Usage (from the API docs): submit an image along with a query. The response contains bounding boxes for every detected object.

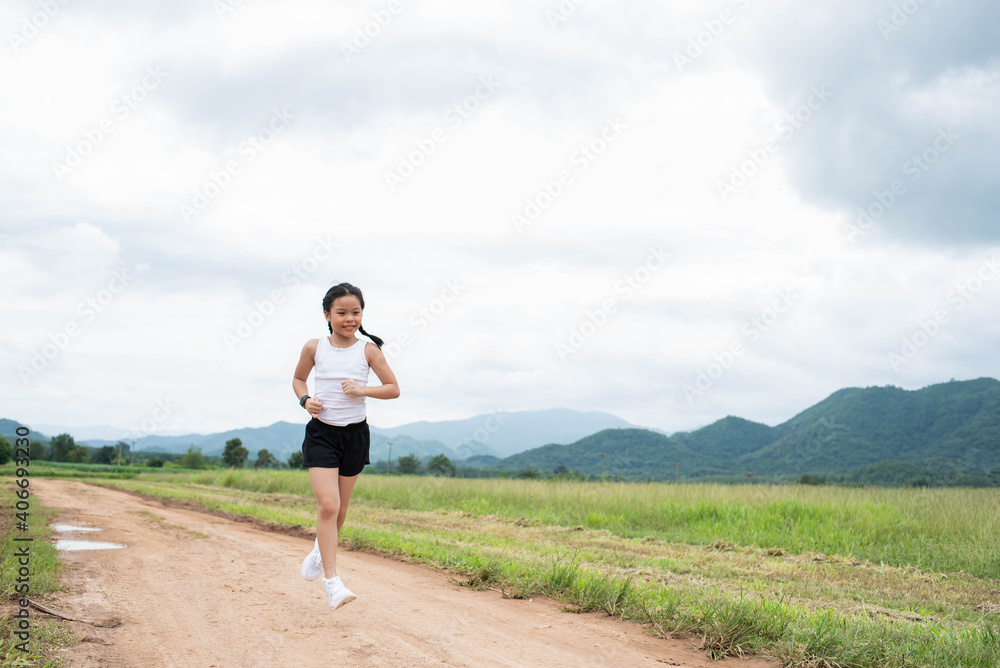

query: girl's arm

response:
[293,339,322,416]
[343,343,399,399]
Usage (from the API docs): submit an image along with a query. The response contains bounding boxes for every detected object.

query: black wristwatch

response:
[299,394,311,408]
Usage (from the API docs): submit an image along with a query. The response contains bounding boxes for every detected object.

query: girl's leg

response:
[323,474,359,579]
[336,473,359,534]
[309,469,361,579]
[308,467,342,579]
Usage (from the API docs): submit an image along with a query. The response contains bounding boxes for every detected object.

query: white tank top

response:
[313,336,369,426]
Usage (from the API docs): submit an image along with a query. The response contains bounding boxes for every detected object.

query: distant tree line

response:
[0,434,306,470]
[5,433,1000,489]
[368,453,616,481]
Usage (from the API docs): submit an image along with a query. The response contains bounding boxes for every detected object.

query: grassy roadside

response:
[89,473,1000,667]
[88,469,1000,577]
[0,483,74,667]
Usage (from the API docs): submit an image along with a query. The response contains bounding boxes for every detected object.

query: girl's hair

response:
[322,282,385,348]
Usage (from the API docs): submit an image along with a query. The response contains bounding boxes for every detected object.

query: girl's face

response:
[326,295,362,337]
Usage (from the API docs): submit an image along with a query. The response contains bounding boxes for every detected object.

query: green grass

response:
[1,483,74,666]
[90,470,1000,578]
[0,461,217,480]
[0,615,76,668]
[78,471,1000,667]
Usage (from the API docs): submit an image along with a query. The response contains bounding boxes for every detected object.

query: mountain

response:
[493,428,717,479]
[372,408,639,458]
[4,408,639,464]
[78,421,456,462]
[32,423,191,441]
[734,377,1000,474]
[7,378,996,482]
[478,378,1000,482]
[0,419,51,443]
[80,422,307,458]
[672,416,775,460]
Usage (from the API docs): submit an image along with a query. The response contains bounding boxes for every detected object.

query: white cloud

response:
[2,0,997,438]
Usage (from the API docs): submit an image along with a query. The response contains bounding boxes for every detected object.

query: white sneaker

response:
[301,538,323,581]
[323,576,356,610]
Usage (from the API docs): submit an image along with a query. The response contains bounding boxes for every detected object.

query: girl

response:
[292,282,399,610]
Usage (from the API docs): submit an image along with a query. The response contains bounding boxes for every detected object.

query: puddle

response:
[51,524,103,532]
[51,524,126,550]
[55,540,127,551]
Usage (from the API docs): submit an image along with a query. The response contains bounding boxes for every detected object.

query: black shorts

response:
[301,417,370,476]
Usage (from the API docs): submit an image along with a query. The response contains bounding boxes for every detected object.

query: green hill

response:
[6,377,997,483]
[736,378,1000,474]
[495,428,716,479]
[0,419,51,456]
[481,378,1000,483]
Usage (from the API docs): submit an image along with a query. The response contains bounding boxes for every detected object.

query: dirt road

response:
[32,479,773,667]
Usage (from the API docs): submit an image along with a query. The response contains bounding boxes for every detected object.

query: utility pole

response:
[386,442,393,474]
[672,461,680,484]
[598,453,606,478]
[745,472,756,484]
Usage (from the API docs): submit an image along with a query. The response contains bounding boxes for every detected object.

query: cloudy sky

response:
[2,0,998,440]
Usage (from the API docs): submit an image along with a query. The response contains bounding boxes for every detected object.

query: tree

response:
[517,467,541,479]
[287,451,305,469]
[49,433,76,462]
[798,474,826,486]
[396,453,420,475]
[30,440,46,460]
[254,449,279,469]
[428,454,455,477]
[92,445,117,465]
[146,458,165,468]
[180,446,207,469]
[66,445,89,463]
[0,435,12,465]
[222,438,248,468]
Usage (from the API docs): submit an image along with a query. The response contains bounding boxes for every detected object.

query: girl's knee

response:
[317,497,340,519]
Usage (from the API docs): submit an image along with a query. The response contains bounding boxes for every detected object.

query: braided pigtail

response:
[358,325,384,349]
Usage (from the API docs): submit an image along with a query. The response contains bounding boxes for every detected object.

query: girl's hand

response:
[342,379,366,397]
[305,397,323,417]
